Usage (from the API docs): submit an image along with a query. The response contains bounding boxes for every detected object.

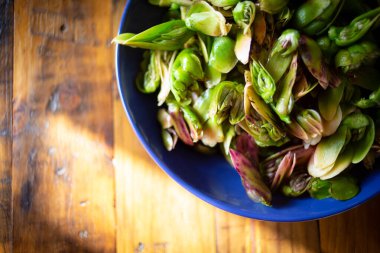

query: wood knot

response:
[13,101,29,136]
[48,84,81,112]
[20,180,33,212]
[59,23,67,33]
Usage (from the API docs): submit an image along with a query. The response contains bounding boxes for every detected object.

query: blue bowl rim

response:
[115,0,380,222]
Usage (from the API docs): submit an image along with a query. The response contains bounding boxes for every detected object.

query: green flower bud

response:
[294,0,344,35]
[233,1,256,34]
[328,7,380,46]
[170,49,204,102]
[335,41,379,73]
[136,51,161,94]
[250,59,276,103]
[113,20,194,50]
[185,1,231,36]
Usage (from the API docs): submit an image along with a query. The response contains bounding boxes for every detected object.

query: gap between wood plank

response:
[0,1,14,252]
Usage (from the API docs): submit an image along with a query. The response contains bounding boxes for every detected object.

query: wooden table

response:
[1,0,380,252]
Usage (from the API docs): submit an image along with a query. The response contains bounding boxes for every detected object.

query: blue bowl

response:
[115,0,380,221]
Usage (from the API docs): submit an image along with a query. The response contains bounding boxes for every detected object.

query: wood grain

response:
[250,220,320,253]
[0,1,13,252]
[113,114,217,253]
[113,3,217,253]
[319,194,380,253]
[215,210,320,253]
[13,0,115,252]
[215,211,254,253]
[5,0,380,252]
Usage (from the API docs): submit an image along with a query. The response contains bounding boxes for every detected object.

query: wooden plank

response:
[0,1,13,252]
[215,210,320,253]
[250,220,320,253]
[113,115,217,253]
[215,211,254,253]
[319,194,380,253]
[13,0,115,252]
[112,1,217,252]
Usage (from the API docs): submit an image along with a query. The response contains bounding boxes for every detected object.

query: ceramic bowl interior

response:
[115,0,380,221]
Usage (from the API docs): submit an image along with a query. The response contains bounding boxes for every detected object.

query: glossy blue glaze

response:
[115,0,380,221]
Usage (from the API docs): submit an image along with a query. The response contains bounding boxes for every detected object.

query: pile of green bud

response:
[114,0,380,206]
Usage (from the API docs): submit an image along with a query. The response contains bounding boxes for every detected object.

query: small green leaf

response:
[329,175,359,200]
[352,116,375,164]
[319,144,354,180]
[136,51,161,93]
[355,87,380,109]
[309,178,332,200]
[113,20,194,50]
[223,125,236,155]
[259,0,289,14]
[273,53,298,123]
[205,65,222,88]
[185,1,230,37]
[342,112,369,129]
[294,0,343,35]
[322,105,342,136]
[266,53,292,83]
[318,82,345,121]
[308,126,348,177]
[181,105,203,143]
[309,175,360,201]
